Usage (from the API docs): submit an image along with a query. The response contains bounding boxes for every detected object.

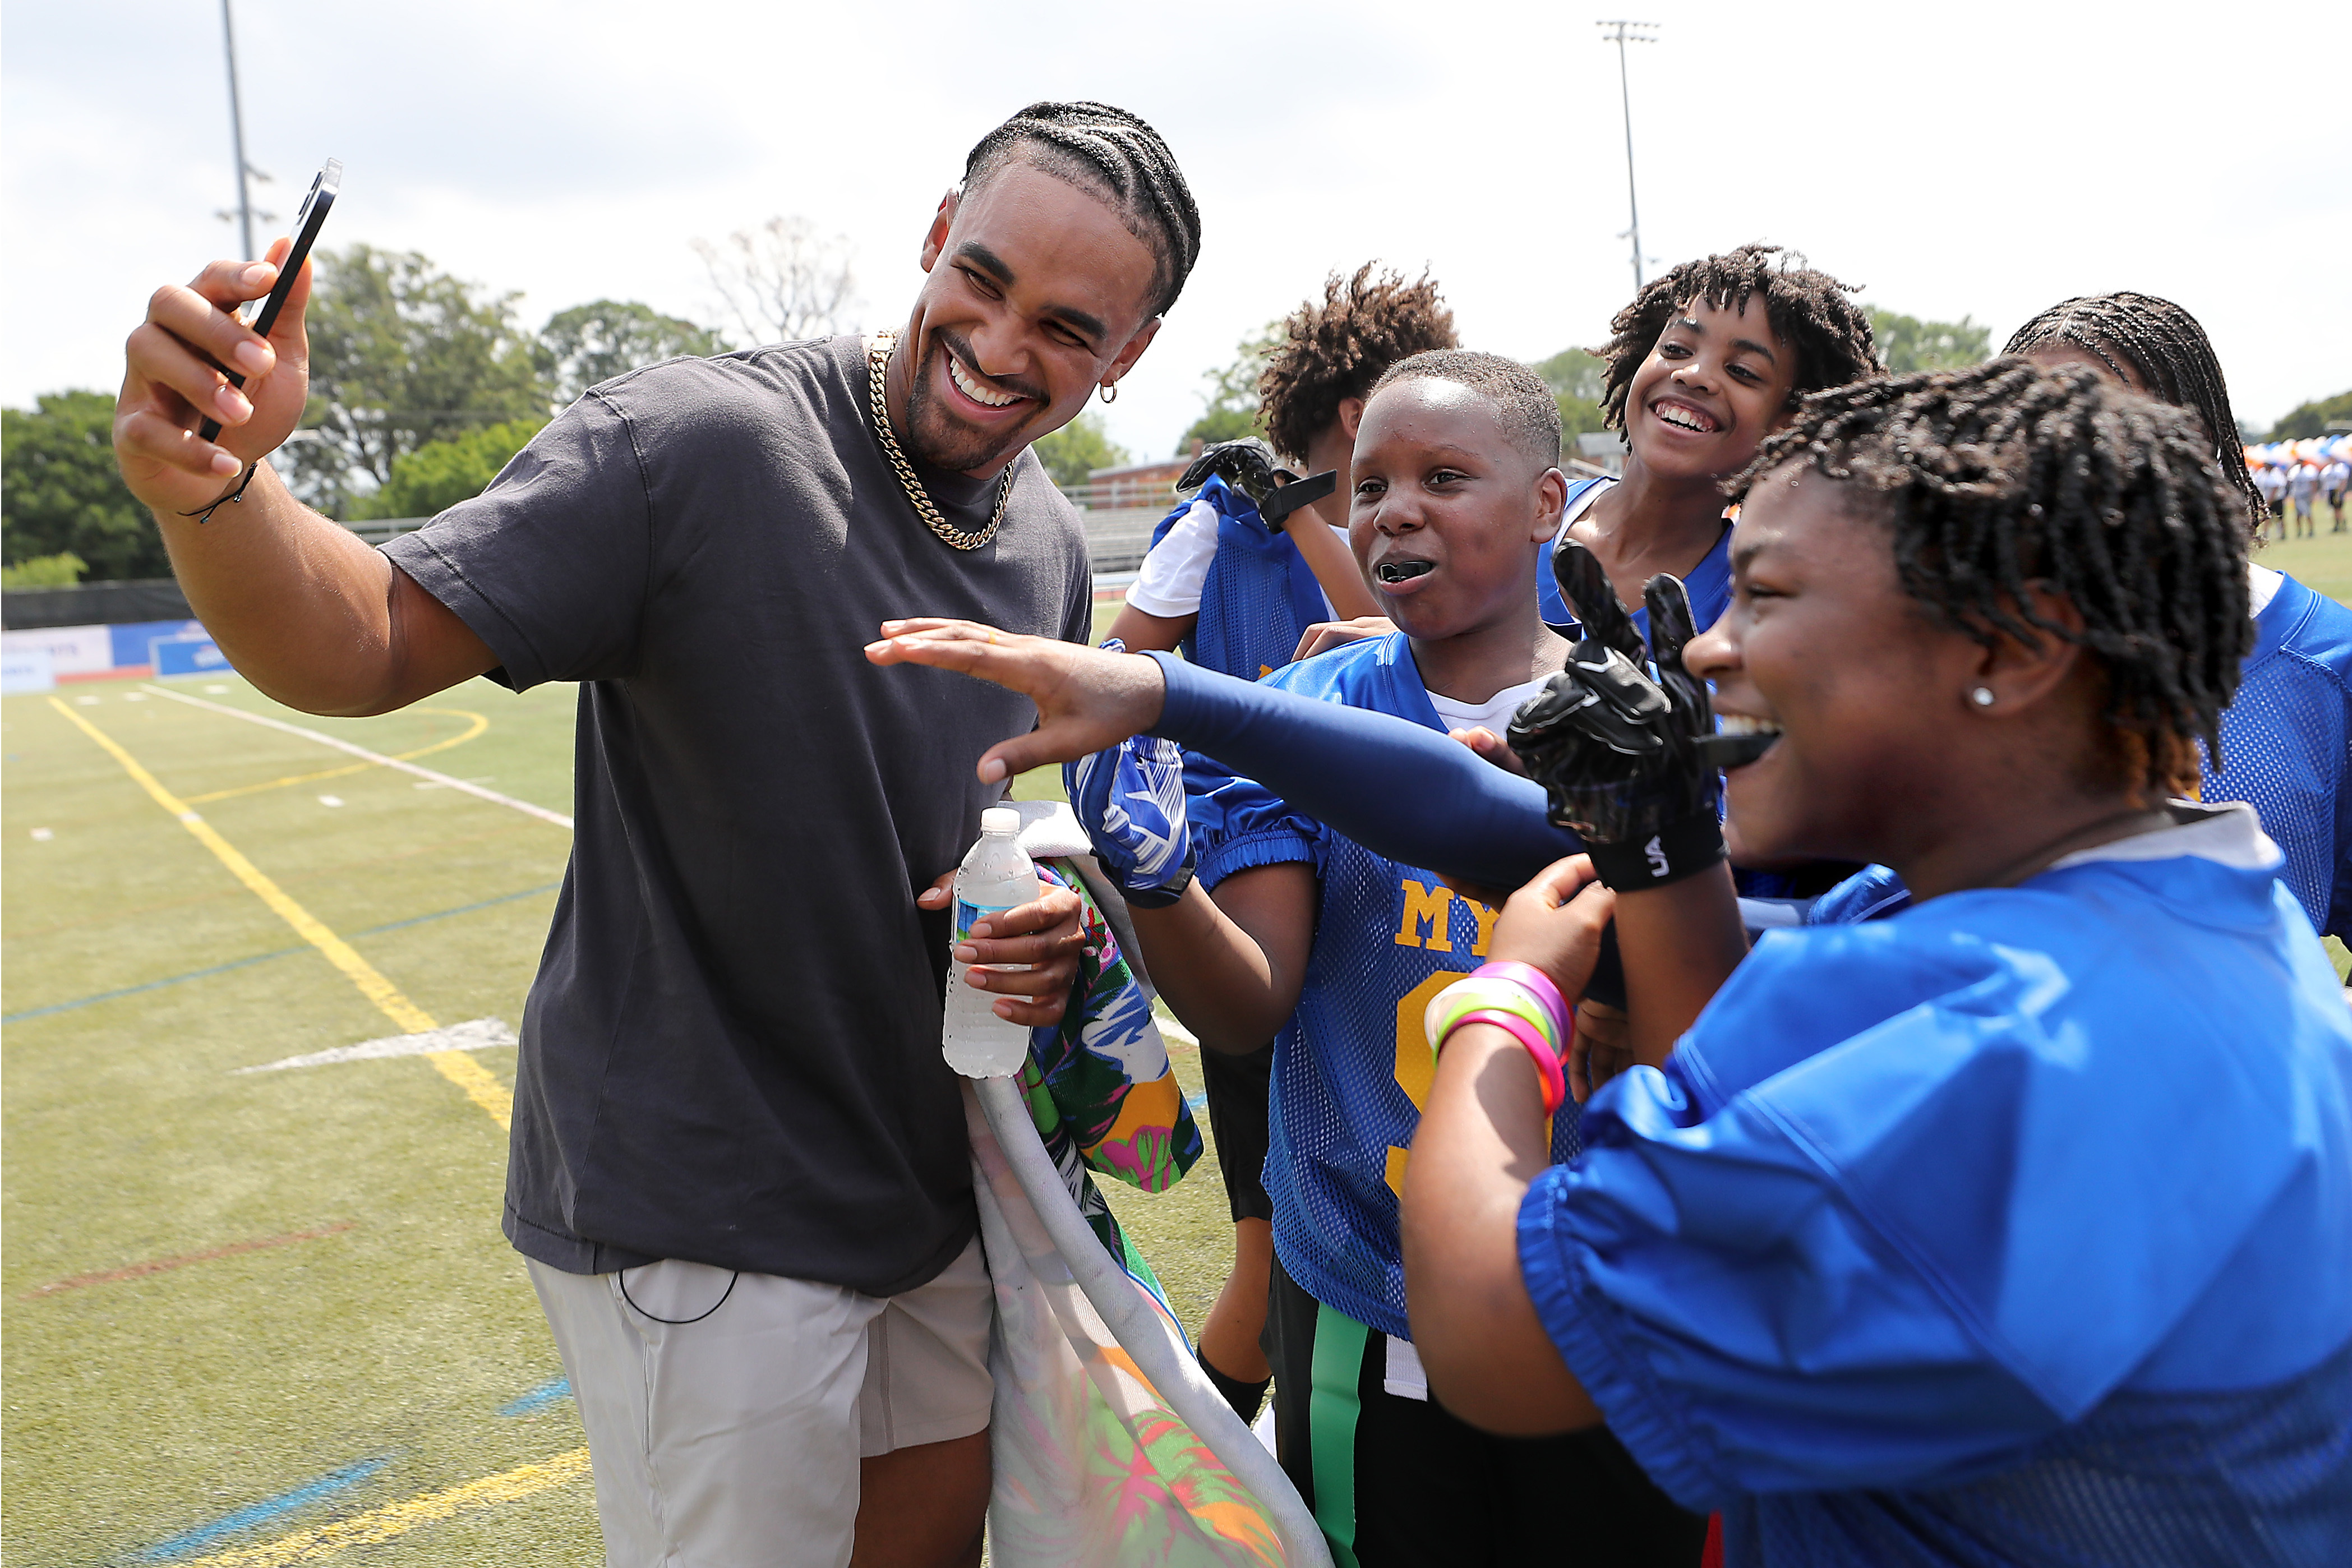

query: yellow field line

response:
[46,699,512,1129]
[177,1447,591,1567]
[182,707,490,804]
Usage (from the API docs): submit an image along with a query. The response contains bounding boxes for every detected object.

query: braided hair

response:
[1595,244,1877,431]
[1734,360,2252,790]
[2004,293,2265,540]
[962,102,1201,319]
[1257,266,1459,462]
[1371,349,1562,467]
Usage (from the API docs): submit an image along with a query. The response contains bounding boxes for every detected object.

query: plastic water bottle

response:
[941,806,1040,1078]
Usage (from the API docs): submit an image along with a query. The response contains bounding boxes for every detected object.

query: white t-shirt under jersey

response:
[1428,675,1551,737]
[1126,497,1353,619]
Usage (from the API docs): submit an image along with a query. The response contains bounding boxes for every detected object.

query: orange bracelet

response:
[1442,1008,1565,1117]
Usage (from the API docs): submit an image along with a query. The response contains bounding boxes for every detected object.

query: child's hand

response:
[1566,998,1636,1104]
[1447,726,1528,777]
[868,620,1166,784]
[1485,855,1617,1002]
[1291,616,1394,662]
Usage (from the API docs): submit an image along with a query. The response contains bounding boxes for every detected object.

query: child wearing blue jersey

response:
[1102,351,1704,1563]
[2007,292,2352,942]
[1105,269,1460,1423]
[867,361,2352,1567]
[1409,362,2352,1567]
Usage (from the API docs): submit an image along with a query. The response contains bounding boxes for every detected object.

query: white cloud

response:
[5,0,2345,454]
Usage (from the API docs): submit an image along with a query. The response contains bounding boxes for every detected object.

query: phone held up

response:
[199,158,340,442]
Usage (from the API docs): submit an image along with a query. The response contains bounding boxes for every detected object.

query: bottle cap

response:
[980,806,1021,836]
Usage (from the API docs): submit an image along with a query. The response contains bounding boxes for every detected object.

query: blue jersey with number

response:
[1148,473,1329,684]
[1519,803,2352,1564]
[1188,633,1580,1339]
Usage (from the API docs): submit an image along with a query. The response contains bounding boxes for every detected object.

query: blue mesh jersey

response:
[2202,571,2352,940]
[1538,477,1735,642]
[1148,472,1330,682]
[1518,803,2352,1566]
[1187,633,1581,1340]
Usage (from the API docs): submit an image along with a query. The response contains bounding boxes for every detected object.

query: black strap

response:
[179,462,261,524]
[1585,814,1725,892]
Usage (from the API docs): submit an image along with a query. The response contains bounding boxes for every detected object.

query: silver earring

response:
[1098,382,1118,404]
[1970,686,1996,708]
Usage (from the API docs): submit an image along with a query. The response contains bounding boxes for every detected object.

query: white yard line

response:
[141,684,573,830]
[237,1018,518,1073]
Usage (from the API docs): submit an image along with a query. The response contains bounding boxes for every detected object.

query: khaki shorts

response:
[528,1237,993,1567]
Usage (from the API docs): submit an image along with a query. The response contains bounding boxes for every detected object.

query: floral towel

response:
[1022,856,1202,1222]
[969,1086,1289,1566]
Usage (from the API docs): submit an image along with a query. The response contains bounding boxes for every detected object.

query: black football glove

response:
[1507,538,1725,890]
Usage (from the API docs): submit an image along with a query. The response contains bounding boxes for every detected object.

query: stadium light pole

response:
[1597,20,1658,289]
[219,0,257,261]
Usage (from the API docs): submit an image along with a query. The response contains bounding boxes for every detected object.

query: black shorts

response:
[1262,1258,1706,1568]
[1200,1040,1274,1224]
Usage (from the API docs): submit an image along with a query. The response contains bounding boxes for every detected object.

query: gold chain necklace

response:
[866,331,1012,551]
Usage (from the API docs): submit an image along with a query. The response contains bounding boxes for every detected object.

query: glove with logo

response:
[1062,640,1196,908]
[1506,538,1730,891]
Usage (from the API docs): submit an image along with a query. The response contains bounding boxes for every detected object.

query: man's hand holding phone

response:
[116,241,310,515]
[115,159,336,518]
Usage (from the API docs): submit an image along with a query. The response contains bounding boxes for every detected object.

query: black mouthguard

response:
[1696,732,1778,771]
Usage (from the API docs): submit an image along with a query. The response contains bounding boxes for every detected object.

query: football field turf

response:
[10,558,2349,1565]
[1,661,1233,1566]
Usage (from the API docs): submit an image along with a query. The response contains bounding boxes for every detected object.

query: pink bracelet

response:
[1473,961,1569,1037]
[1445,1008,1565,1117]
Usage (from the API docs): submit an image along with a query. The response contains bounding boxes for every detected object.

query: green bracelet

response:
[1423,976,1561,1059]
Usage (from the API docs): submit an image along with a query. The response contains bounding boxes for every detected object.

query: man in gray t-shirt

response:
[115,102,1201,1566]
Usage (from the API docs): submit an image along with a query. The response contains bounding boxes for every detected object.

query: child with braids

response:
[1104,266,1459,1424]
[2005,291,2352,944]
[870,360,2352,1565]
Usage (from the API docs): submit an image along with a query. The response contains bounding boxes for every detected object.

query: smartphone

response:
[199,157,340,442]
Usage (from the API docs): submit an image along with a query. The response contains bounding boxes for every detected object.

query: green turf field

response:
[10,580,2349,1565]
[1,605,1242,1567]
[2253,522,2352,609]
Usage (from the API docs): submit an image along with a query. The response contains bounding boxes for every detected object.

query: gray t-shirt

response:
[385,335,1091,1294]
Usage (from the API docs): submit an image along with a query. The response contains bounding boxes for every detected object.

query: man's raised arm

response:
[113,238,495,716]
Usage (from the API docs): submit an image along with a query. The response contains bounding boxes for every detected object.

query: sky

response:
[6,0,2346,465]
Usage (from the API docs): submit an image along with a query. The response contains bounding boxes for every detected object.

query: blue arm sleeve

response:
[1145,650,1581,889]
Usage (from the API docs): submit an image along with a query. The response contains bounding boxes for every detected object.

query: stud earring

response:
[1970,686,1996,708]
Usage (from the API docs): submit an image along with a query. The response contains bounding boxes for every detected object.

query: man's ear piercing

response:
[1098,382,1118,404]
[1970,686,1996,708]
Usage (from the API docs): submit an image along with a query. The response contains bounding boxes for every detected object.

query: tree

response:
[2,390,172,580]
[1032,409,1129,492]
[1533,347,1615,456]
[1,552,86,588]
[1177,322,1283,455]
[537,301,729,407]
[282,245,550,519]
[1865,306,1990,375]
[2267,390,2352,441]
[348,416,552,520]
[692,216,859,346]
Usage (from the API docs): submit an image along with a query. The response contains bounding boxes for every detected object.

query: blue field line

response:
[131,1455,391,1561]
[2,881,564,1025]
[499,1375,573,1417]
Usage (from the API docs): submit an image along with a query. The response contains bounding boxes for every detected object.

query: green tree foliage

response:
[1,391,170,580]
[536,300,728,407]
[1,552,87,588]
[2267,390,2352,441]
[1032,409,1130,491]
[349,416,552,520]
[1178,322,1283,455]
[1865,307,1990,375]
[1533,347,1615,455]
[284,245,549,518]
